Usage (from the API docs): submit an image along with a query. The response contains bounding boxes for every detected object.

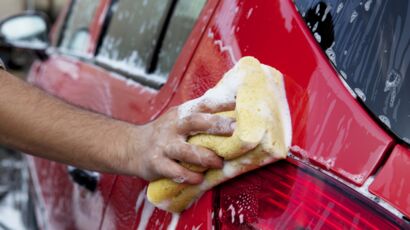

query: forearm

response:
[0,70,136,174]
[0,69,234,183]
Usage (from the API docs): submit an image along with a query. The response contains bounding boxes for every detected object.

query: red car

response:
[0,0,408,229]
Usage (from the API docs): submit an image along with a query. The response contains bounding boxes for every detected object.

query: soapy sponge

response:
[147,57,292,213]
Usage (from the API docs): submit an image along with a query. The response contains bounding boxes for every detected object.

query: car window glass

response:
[96,0,207,88]
[96,0,172,85]
[60,0,99,55]
[294,0,410,145]
[155,0,206,76]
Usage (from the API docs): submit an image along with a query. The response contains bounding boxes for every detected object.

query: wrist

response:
[113,122,150,176]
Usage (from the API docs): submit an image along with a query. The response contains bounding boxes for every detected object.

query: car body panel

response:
[169,0,393,187]
[369,145,410,218]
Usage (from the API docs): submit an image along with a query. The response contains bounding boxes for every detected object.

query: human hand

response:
[125,102,235,184]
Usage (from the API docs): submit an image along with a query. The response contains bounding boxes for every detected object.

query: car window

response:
[96,0,207,88]
[155,0,206,76]
[294,0,410,146]
[59,0,99,55]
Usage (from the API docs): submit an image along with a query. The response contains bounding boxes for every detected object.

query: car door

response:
[26,0,117,229]
[97,0,219,229]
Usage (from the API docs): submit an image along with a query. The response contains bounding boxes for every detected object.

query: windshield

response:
[294,0,410,145]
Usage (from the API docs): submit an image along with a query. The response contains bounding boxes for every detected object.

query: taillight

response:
[216,160,407,229]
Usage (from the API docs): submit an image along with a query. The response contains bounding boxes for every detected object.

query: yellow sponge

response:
[147,57,292,213]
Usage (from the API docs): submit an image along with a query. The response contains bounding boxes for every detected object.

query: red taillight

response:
[216,160,406,229]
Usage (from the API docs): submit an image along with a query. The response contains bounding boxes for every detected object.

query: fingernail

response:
[173,176,186,184]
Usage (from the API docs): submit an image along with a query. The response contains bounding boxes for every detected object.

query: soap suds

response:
[135,187,147,211]
[262,66,292,149]
[337,169,364,184]
[178,63,246,119]
[192,223,203,230]
[290,145,309,162]
[354,88,366,102]
[167,213,180,230]
[207,29,238,63]
[350,11,358,23]
[156,200,171,211]
[173,176,187,184]
[137,199,156,230]
[227,204,236,223]
[314,32,322,43]
[205,114,235,135]
[364,0,372,11]
[378,115,391,128]
[336,3,344,13]
[222,161,238,178]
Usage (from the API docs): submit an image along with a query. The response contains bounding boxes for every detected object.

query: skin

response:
[0,70,235,184]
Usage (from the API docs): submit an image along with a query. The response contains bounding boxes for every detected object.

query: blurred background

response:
[0,0,65,20]
[0,1,65,229]
[0,0,65,76]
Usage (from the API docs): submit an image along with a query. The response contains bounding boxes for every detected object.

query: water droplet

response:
[379,115,391,128]
[246,8,253,19]
[336,3,344,13]
[326,47,336,64]
[384,70,402,108]
[322,5,332,22]
[340,70,347,79]
[354,88,366,102]
[350,10,358,23]
[314,32,322,43]
[364,0,373,11]
[312,22,318,32]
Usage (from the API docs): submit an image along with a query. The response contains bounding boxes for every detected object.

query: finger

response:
[167,142,223,169]
[196,100,235,113]
[178,113,235,136]
[155,158,204,184]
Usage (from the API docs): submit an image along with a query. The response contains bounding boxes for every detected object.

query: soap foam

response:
[167,213,180,230]
[178,64,246,119]
[137,198,156,230]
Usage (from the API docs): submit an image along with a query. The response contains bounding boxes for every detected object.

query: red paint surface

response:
[171,0,393,187]
[25,0,407,229]
[369,145,410,218]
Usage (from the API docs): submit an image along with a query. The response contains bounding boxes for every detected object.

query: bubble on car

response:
[378,115,391,128]
[350,10,358,23]
[314,32,322,43]
[354,88,366,102]
[364,0,373,11]
[326,45,336,64]
[336,2,344,14]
